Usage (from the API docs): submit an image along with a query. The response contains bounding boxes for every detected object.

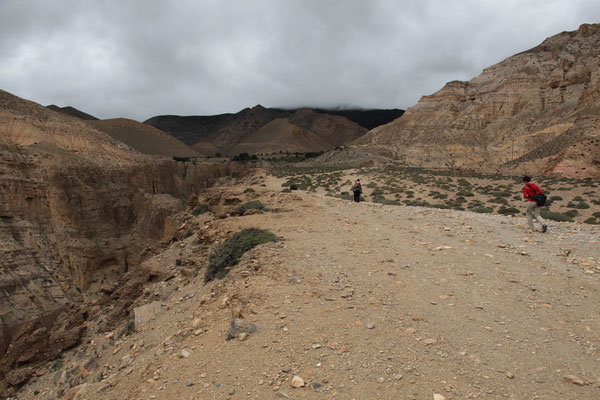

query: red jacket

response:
[523,183,542,202]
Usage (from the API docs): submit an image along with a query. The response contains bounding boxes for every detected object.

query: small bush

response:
[540,210,574,222]
[204,228,277,283]
[567,202,590,209]
[488,197,508,205]
[471,206,494,214]
[593,211,600,218]
[243,188,255,194]
[584,217,599,225]
[549,196,563,201]
[564,209,579,218]
[238,200,265,214]
[290,184,298,190]
[281,188,292,193]
[497,206,520,216]
[192,204,210,216]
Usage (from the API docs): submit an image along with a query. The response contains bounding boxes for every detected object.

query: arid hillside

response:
[46,105,99,121]
[355,23,600,178]
[144,107,402,156]
[87,118,200,158]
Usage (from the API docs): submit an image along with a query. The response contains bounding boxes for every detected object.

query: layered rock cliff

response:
[0,90,251,390]
[357,23,600,177]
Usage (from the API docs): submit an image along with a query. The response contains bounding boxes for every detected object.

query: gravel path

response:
[19,183,600,400]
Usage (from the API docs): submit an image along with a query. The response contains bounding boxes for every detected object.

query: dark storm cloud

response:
[1,0,599,120]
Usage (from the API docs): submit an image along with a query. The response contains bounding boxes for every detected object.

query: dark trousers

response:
[353,191,361,202]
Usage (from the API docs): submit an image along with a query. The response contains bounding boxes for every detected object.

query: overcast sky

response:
[1,0,598,121]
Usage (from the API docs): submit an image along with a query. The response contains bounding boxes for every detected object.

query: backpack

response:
[526,184,547,206]
[353,182,362,193]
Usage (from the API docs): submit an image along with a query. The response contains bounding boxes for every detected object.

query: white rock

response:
[291,376,305,388]
[180,348,192,358]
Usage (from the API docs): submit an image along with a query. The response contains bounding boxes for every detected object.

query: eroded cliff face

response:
[0,91,253,390]
[358,23,600,177]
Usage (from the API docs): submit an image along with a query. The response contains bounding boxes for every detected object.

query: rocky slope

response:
[356,23,600,177]
[0,90,254,392]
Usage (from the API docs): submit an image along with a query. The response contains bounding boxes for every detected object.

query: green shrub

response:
[373,196,401,205]
[192,204,209,216]
[593,212,600,218]
[564,209,579,218]
[173,156,191,162]
[243,188,255,193]
[549,196,563,201]
[584,217,599,225]
[567,202,590,209]
[488,197,508,205]
[572,196,584,202]
[471,206,494,214]
[497,206,520,216]
[456,190,475,197]
[204,228,277,282]
[238,200,265,214]
[281,188,292,193]
[540,210,574,222]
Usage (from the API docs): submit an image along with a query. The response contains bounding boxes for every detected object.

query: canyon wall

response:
[0,90,252,389]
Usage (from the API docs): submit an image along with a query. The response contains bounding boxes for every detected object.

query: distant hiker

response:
[352,179,362,203]
[522,176,548,233]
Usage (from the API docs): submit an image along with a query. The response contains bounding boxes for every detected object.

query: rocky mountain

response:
[0,89,253,391]
[46,105,98,120]
[356,23,600,178]
[144,106,402,156]
[87,118,200,158]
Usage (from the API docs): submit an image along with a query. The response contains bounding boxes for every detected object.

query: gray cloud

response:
[1,0,599,120]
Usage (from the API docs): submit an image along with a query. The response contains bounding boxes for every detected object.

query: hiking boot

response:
[542,224,547,233]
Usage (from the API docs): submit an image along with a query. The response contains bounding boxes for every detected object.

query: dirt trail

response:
[17,178,600,400]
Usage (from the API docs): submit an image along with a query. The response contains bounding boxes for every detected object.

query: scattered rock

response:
[422,338,437,345]
[291,375,305,388]
[366,322,375,329]
[563,374,584,386]
[180,349,192,358]
[506,372,514,379]
[311,381,323,390]
[433,394,446,400]
[187,379,195,386]
[134,302,163,327]
[226,318,260,340]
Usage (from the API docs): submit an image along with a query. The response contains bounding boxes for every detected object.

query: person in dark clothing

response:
[352,179,362,203]
[522,176,547,233]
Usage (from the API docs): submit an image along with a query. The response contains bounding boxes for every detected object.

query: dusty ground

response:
[13,171,600,400]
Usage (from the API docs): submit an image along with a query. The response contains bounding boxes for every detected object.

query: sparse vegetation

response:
[204,228,277,283]
[271,164,599,223]
[238,200,265,214]
[540,210,574,222]
[192,204,209,216]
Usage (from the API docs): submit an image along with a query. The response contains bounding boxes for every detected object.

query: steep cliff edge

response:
[0,90,251,390]
[356,23,600,177]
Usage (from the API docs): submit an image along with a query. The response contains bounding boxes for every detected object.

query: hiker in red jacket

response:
[522,176,547,233]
